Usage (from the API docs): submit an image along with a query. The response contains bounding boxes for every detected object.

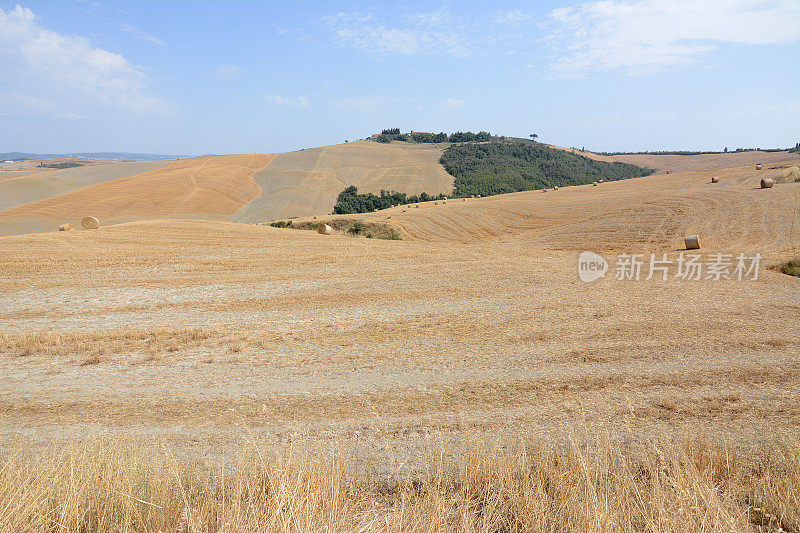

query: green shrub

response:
[780,259,800,277]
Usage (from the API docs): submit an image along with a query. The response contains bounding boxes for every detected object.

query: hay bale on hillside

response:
[756,163,762,170]
[434,201,438,205]
[711,176,720,183]
[81,216,99,230]
[782,166,800,181]
[470,195,475,198]
[760,178,774,188]
[58,223,72,232]
[554,186,558,190]
[685,235,701,250]
[317,223,332,235]
[592,181,598,186]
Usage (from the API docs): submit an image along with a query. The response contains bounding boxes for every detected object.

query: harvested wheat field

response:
[572,148,799,174]
[0,157,798,530]
[232,140,453,222]
[0,154,274,236]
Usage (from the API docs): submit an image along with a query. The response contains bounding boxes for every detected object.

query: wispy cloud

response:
[544,0,800,77]
[329,96,389,113]
[0,5,168,112]
[212,64,243,82]
[119,24,163,46]
[441,98,466,109]
[265,94,310,108]
[493,10,532,24]
[322,9,472,57]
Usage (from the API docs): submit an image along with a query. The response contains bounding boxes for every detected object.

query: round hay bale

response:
[592,181,598,186]
[760,178,774,188]
[756,163,762,170]
[312,215,317,219]
[373,208,378,212]
[470,195,475,198]
[81,216,99,230]
[402,207,407,212]
[554,186,558,190]
[434,201,438,205]
[684,235,701,250]
[542,189,547,193]
[317,223,332,235]
[414,204,419,208]
[462,198,466,202]
[711,176,719,183]
[666,170,672,174]
[477,195,481,198]
[58,223,72,232]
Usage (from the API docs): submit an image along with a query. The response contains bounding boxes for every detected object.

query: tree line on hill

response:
[333,186,447,214]
[373,129,492,144]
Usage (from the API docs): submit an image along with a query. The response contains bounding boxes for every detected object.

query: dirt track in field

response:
[1,158,797,462]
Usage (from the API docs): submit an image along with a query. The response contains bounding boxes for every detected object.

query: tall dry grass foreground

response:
[0,436,797,532]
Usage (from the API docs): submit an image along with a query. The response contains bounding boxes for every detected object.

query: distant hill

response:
[0,152,183,161]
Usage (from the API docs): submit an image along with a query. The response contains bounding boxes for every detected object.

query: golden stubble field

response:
[0,156,798,530]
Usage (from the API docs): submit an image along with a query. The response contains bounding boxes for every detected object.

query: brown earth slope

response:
[0,154,275,236]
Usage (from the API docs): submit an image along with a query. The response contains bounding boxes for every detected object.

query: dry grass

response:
[0,327,217,358]
[0,435,796,532]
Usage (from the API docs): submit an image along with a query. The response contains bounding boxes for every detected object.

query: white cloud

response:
[212,64,243,82]
[0,5,167,112]
[329,96,389,113]
[265,94,310,108]
[323,9,471,56]
[441,98,466,109]
[57,112,87,120]
[493,10,532,24]
[544,0,800,77]
[119,24,163,46]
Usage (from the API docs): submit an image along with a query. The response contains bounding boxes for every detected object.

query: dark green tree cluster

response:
[440,139,654,197]
[373,129,492,144]
[36,161,84,169]
[333,186,446,214]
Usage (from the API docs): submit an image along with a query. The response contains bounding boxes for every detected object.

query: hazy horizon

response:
[1,0,798,155]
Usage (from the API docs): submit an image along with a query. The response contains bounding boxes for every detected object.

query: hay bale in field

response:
[317,223,332,235]
[781,166,799,181]
[666,170,672,174]
[312,215,317,219]
[684,235,701,250]
[58,223,72,232]
[554,186,558,190]
[542,189,547,193]
[434,201,438,205]
[760,178,774,188]
[470,195,475,198]
[711,176,720,183]
[402,207,407,212]
[756,163,762,170]
[592,181,598,186]
[414,204,419,208]
[80,216,99,229]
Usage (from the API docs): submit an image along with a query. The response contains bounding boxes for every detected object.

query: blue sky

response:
[1,0,798,155]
